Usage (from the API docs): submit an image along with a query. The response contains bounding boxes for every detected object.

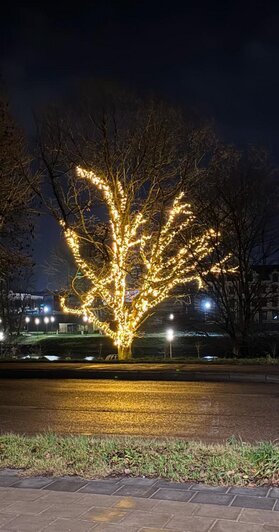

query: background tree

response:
[44,240,76,292]
[36,90,224,359]
[191,146,278,356]
[0,95,36,333]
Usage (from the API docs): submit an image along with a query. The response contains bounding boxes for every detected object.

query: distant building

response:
[253,266,279,327]
[204,265,279,330]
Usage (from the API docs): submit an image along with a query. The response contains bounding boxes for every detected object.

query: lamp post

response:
[83,315,88,334]
[50,316,55,332]
[169,313,174,321]
[44,316,49,333]
[166,328,174,359]
[35,317,40,334]
[0,331,4,358]
[203,300,211,322]
[25,316,30,332]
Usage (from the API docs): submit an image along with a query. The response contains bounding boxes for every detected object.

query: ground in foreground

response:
[0,434,278,487]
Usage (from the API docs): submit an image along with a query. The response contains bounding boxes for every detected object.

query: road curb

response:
[0,368,278,383]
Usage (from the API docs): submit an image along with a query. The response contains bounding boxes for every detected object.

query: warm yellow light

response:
[60,166,233,359]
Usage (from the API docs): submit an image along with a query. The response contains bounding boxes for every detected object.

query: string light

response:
[60,166,234,359]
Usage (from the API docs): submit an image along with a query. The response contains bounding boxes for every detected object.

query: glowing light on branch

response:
[60,166,234,357]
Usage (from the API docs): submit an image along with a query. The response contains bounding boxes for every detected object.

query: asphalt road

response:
[0,379,278,441]
[1,362,279,382]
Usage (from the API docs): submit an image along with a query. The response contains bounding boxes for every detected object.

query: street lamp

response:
[50,316,55,332]
[0,331,4,358]
[169,313,174,321]
[202,300,212,321]
[44,316,49,333]
[35,317,40,334]
[25,316,30,332]
[83,315,88,334]
[166,328,174,359]
[43,305,50,314]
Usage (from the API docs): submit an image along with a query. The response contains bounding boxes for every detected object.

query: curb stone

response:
[0,471,278,512]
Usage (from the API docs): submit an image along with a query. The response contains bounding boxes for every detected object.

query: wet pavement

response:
[0,362,279,383]
[0,471,278,531]
[0,379,278,441]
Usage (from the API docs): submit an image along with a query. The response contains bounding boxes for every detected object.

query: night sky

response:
[1,1,279,289]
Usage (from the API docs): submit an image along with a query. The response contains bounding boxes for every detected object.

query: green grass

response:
[0,434,278,486]
[9,333,279,362]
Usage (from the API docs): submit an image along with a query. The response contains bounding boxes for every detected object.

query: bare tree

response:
[0,95,37,332]
[44,240,76,292]
[36,91,225,358]
[191,146,278,356]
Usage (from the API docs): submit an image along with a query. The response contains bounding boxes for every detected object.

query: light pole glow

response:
[25,316,30,332]
[44,316,49,333]
[202,300,212,321]
[0,331,4,357]
[35,317,40,334]
[166,328,174,359]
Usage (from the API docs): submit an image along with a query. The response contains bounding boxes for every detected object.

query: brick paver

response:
[211,521,263,531]
[165,514,215,530]
[0,474,277,530]
[239,508,279,525]
[150,487,194,501]
[189,491,234,505]
[231,495,275,510]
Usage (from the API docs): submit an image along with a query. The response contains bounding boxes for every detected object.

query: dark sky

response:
[1,1,279,289]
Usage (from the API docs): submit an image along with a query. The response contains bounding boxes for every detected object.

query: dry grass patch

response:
[0,434,278,486]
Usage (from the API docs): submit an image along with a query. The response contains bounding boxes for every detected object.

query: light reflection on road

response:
[0,379,278,441]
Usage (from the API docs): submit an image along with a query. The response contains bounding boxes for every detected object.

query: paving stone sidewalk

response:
[0,470,278,530]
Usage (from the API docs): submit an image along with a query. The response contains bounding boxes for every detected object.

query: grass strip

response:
[0,434,278,486]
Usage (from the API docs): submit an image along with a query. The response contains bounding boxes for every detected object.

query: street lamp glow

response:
[166,328,174,342]
[166,328,174,359]
[35,318,40,325]
[0,331,5,342]
[50,316,55,323]
[25,317,30,323]
[203,300,211,310]
[44,317,49,324]
[82,315,88,322]
[169,313,174,320]
[43,305,50,314]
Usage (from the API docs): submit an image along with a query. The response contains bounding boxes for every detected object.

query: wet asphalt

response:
[0,379,278,441]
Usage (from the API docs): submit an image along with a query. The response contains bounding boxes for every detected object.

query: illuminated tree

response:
[36,90,221,359]
[59,165,223,359]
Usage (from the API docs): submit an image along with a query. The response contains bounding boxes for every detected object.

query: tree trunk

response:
[239,334,250,358]
[118,344,132,361]
[231,336,240,357]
